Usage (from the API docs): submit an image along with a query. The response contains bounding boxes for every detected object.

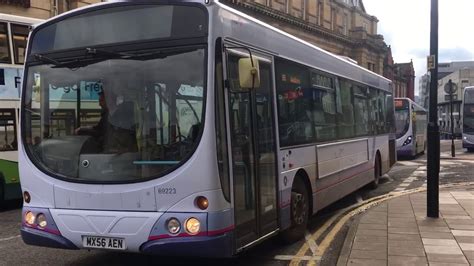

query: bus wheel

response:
[280,177,309,243]
[369,155,381,190]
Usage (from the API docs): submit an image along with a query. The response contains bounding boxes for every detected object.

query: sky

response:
[363,0,474,96]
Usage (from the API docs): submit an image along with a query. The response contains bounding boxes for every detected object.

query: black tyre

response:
[368,155,381,190]
[280,177,309,243]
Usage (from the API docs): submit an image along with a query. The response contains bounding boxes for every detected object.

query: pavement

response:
[337,185,474,266]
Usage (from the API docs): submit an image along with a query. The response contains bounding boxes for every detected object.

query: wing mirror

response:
[238,57,260,90]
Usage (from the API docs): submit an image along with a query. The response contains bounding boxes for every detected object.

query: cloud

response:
[439,48,474,62]
[363,0,474,98]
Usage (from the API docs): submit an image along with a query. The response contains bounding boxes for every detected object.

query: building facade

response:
[2,0,413,98]
[0,0,102,20]
[437,67,474,138]
[419,61,474,110]
[383,46,414,100]
[221,0,387,75]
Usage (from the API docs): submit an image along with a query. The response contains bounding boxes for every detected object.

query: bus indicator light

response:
[185,218,200,235]
[24,191,31,203]
[196,196,209,210]
[25,211,35,226]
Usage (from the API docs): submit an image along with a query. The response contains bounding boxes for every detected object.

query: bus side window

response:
[0,109,17,151]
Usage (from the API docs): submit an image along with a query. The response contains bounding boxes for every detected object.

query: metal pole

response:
[427,0,439,218]
[449,80,455,157]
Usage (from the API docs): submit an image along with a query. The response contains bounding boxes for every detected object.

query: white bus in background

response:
[395,98,427,158]
[463,86,474,152]
[19,0,395,257]
[0,14,43,205]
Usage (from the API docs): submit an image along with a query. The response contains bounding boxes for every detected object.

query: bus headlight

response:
[25,211,36,226]
[167,218,181,235]
[37,213,48,228]
[403,136,412,146]
[185,217,200,235]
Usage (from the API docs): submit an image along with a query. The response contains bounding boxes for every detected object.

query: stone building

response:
[383,46,415,99]
[419,61,474,110]
[221,0,388,75]
[437,67,474,138]
[0,0,102,20]
[2,0,413,96]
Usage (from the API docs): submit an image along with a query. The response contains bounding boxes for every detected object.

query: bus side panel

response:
[313,135,388,211]
[313,139,371,211]
[314,166,373,211]
[374,135,391,175]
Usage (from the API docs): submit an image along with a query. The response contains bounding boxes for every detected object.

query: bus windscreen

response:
[394,99,409,138]
[23,47,206,182]
[464,104,474,134]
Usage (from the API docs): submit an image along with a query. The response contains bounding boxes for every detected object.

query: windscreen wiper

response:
[33,54,62,66]
[32,47,183,69]
[85,48,134,59]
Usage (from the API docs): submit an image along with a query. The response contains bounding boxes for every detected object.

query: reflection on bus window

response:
[12,24,29,64]
[0,23,11,64]
[0,109,17,151]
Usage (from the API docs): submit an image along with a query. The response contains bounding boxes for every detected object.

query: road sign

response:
[427,55,436,70]
[444,81,458,94]
[445,94,458,101]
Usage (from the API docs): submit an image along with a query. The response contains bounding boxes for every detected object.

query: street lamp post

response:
[444,80,458,157]
[427,0,439,218]
[449,80,455,157]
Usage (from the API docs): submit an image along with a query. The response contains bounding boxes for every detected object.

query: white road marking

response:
[274,255,321,261]
[397,161,422,166]
[305,231,318,255]
[393,166,424,192]
[0,235,21,242]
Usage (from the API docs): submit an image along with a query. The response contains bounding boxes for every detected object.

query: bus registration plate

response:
[82,236,126,250]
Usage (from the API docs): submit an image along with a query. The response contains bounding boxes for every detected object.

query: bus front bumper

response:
[21,226,78,250]
[397,144,413,157]
[140,232,234,257]
[463,141,474,149]
[463,137,474,149]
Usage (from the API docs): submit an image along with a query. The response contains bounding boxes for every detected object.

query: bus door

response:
[225,51,278,249]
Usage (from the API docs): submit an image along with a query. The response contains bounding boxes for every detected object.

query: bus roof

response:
[395,97,426,111]
[0,13,44,25]
[214,0,391,83]
[28,0,392,91]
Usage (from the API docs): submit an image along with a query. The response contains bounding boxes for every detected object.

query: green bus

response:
[1,14,43,205]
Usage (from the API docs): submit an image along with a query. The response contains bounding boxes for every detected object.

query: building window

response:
[331,8,336,31]
[343,14,348,35]
[11,24,29,64]
[0,0,30,8]
[367,62,375,72]
[0,23,11,64]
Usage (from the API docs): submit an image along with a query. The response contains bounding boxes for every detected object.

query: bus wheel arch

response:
[280,169,312,243]
[369,151,381,189]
